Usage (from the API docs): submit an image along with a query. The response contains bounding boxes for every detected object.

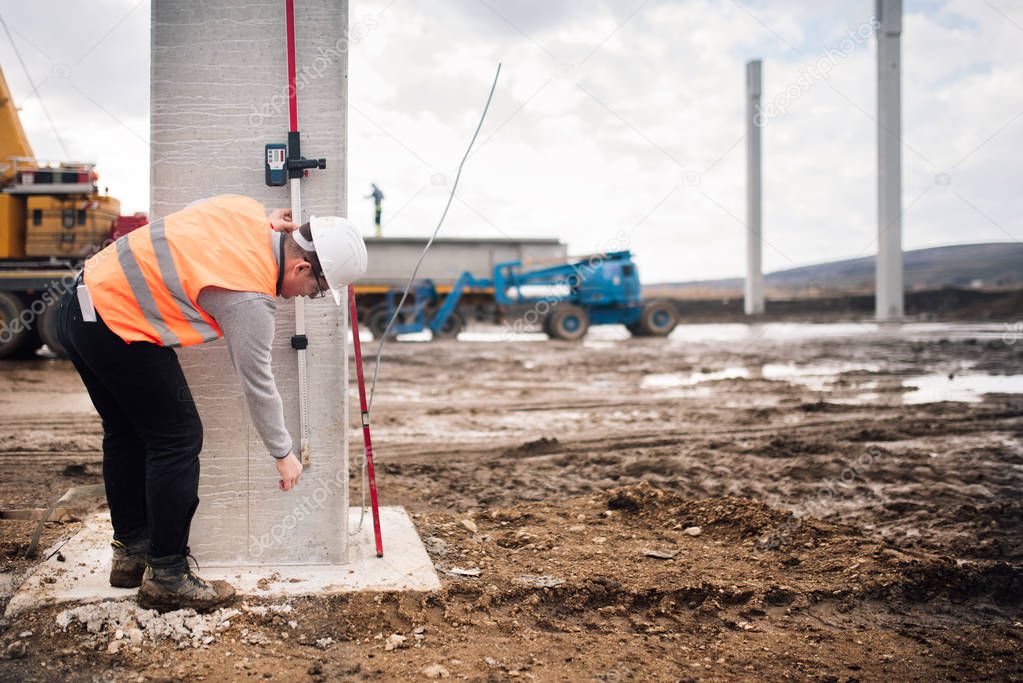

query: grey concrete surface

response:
[151,0,350,565]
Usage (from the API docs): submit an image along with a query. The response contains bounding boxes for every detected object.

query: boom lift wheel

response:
[637,300,678,337]
[367,305,396,340]
[547,304,590,341]
[431,309,464,340]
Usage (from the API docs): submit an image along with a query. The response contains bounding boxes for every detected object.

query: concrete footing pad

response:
[5,507,439,617]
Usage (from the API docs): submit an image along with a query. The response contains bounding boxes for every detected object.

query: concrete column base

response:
[4,509,439,618]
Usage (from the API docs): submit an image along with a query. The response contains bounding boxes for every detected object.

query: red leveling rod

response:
[349,287,384,557]
[286,0,378,553]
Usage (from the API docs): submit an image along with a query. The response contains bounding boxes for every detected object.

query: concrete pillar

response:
[745,59,764,316]
[876,0,903,320]
[151,0,350,565]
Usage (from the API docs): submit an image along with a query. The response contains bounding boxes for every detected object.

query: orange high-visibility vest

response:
[84,195,278,347]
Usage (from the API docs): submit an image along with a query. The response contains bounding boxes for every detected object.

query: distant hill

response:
[648,243,1023,298]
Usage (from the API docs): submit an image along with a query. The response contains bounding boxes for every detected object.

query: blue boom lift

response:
[365,250,678,341]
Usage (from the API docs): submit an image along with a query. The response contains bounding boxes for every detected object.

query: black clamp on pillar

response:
[286,131,326,178]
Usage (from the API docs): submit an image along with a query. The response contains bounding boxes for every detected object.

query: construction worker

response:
[365,183,384,237]
[53,195,367,612]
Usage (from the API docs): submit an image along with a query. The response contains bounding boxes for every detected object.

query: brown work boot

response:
[136,552,236,613]
[109,537,148,588]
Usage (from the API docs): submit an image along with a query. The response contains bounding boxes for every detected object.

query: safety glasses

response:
[304,256,328,299]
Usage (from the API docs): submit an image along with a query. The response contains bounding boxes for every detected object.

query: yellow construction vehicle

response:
[0,66,130,359]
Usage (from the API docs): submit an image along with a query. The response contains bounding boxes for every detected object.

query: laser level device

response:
[264,139,326,188]
[264,144,287,186]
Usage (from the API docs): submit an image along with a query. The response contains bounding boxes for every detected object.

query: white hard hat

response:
[307,216,368,305]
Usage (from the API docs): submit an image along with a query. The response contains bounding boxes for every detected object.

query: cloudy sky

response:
[1,0,1020,282]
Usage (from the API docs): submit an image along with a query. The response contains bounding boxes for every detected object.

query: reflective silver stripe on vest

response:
[149,220,220,342]
[116,236,180,347]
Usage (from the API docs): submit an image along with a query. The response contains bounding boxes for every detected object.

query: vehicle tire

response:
[638,300,678,337]
[0,291,33,360]
[547,305,590,341]
[431,310,464,340]
[38,300,68,358]
[367,306,396,339]
[626,321,648,337]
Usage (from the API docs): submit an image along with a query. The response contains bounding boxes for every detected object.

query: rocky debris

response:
[460,519,478,534]
[384,633,407,651]
[606,482,667,512]
[422,663,450,678]
[445,567,482,577]
[515,575,565,588]
[239,628,270,646]
[423,536,449,556]
[642,548,679,560]
[314,637,334,649]
[55,600,240,649]
[683,526,703,537]
[255,572,283,591]
[242,602,293,617]
[3,640,27,659]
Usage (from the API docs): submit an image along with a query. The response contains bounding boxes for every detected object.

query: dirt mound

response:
[503,436,562,456]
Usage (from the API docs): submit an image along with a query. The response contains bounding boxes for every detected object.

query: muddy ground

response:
[0,321,1021,681]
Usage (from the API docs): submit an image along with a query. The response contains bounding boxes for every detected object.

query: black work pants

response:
[55,277,203,560]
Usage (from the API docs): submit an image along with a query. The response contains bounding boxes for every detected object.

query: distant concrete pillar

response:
[745,59,764,316]
[876,0,903,320]
[151,0,350,566]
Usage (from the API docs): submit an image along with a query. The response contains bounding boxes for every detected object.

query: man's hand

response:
[276,452,303,491]
[268,208,299,233]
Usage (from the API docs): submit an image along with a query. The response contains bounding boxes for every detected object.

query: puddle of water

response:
[641,367,749,388]
[760,362,883,391]
[641,362,882,391]
[826,373,1022,405]
[901,373,1023,404]
[642,362,1022,406]
[760,362,881,378]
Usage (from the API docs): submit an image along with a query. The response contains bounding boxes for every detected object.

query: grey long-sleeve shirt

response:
[193,232,292,459]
